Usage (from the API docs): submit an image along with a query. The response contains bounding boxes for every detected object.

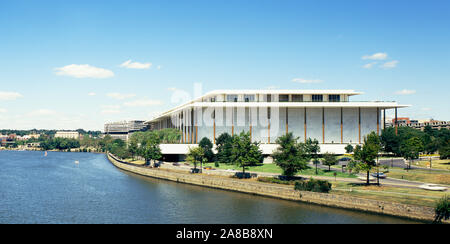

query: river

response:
[0,150,419,224]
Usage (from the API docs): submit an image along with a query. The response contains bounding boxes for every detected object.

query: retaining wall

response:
[107,153,440,223]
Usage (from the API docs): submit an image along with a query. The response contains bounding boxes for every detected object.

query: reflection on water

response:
[0,150,419,224]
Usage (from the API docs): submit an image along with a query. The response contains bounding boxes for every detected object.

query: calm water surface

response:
[0,151,419,224]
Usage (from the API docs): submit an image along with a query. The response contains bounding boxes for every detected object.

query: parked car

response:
[371,172,387,179]
[339,157,352,162]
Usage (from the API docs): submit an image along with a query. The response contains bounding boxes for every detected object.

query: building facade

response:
[104,120,148,140]
[146,90,409,154]
[54,131,80,139]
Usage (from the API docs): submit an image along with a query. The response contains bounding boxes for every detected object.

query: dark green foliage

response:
[198,137,214,162]
[322,152,338,171]
[345,144,354,153]
[294,178,332,193]
[40,137,80,151]
[215,133,234,164]
[352,132,381,185]
[439,141,450,159]
[272,133,310,177]
[434,195,450,224]
[230,131,263,173]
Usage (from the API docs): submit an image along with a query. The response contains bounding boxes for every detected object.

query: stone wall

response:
[107,154,441,223]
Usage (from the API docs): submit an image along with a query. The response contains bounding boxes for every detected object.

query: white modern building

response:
[146,90,409,154]
[54,131,80,139]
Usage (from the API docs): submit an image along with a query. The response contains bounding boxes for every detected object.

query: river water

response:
[0,150,418,224]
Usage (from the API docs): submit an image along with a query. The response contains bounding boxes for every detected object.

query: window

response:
[244,95,255,102]
[210,97,216,102]
[265,94,272,102]
[227,95,238,102]
[312,95,323,102]
[279,94,289,102]
[328,95,340,102]
[292,95,303,102]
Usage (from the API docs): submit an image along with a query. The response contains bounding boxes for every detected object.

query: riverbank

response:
[107,153,446,223]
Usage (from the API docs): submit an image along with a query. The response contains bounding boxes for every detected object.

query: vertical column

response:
[249,107,252,141]
[383,109,386,131]
[195,108,198,143]
[322,107,325,144]
[304,107,307,143]
[358,107,361,144]
[231,107,234,136]
[377,107,380,136]
[340,107,343,144]
[286,107,289,135]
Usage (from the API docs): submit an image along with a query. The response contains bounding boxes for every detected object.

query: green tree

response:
[272,133,309,178]
[322,152,338,171]
[353,132,381,185]
[434,195,450,224]
[186,146,206,172]
[198,137,214,162]
[140,133,162,166]
[400,136,424,169]
[231,132,263,174]
[304,138,320,174]
[215,133,234,164]
[345,144,354,153]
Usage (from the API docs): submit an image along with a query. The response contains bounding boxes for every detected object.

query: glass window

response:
[292,95,303,102]
[244,95,255,102]
[227,95,238,102]
[266,94,272,102]
[328,95,340,102]
[312,95,323,102]
[279,94,289,102]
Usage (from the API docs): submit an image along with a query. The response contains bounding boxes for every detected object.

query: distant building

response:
[404,119,450,131]
[54,131,80,139]
[104,120,148,140]
[388,117,450,131]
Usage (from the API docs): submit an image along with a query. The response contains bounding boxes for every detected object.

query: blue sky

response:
[0,0,449,130]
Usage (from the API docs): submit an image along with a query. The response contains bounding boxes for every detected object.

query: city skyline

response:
[1,0,449,130]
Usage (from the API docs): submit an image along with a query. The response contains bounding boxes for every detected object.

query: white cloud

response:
[362,62,377,69]
[422,107,432,111]
[157,65,162,70]
[381,60,399,69]
[120,60,152,69]
[395,89,416,95]
[167,87,177,91]
[0,91,23,100]
[101,105,121,109]
[101,109,121,115]
[124,99,163,107]
[292,78,323,84]
[55,64,114,79]
[107,93,136,100]
[266,86,280,89]
[0,108,7,113]
[362,52,388,60]
[88,92,96,96]
[28,109,57,117]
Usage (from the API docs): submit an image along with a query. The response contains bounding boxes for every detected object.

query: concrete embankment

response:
[107,153,442,223]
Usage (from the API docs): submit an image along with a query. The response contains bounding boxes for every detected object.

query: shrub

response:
[294,178,332,193]
[434,195,450,223]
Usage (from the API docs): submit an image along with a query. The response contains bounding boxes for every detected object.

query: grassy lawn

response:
[331,182,447,207]
[191,162,357,178]
[385,168,450,185]
[412,159,450,171]
[123,158,146,165]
